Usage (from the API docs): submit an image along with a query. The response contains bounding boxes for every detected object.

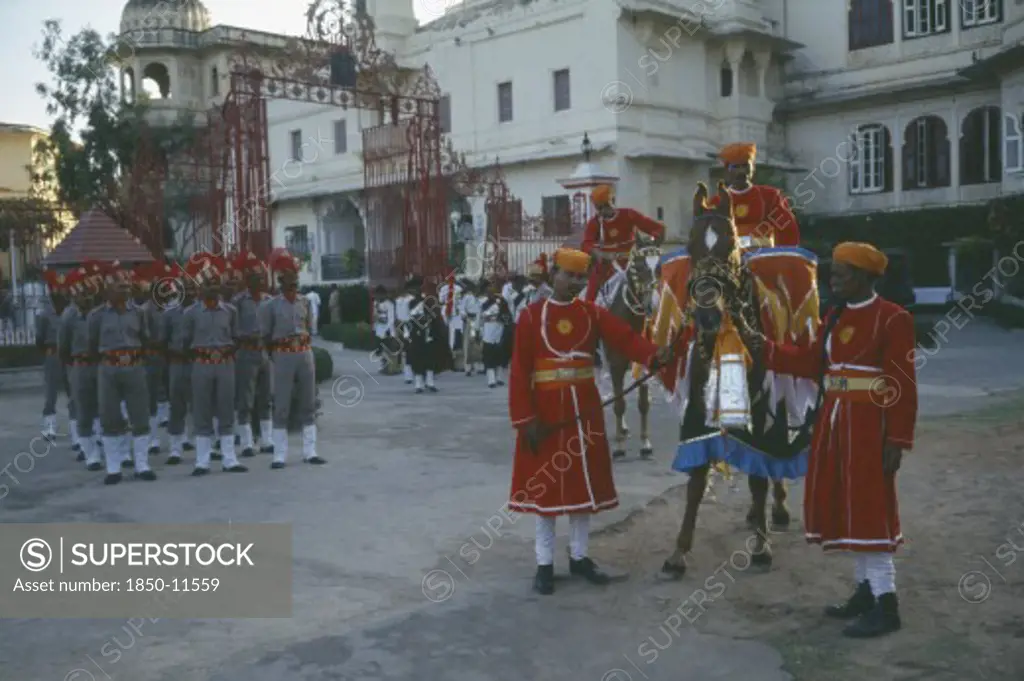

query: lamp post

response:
[581,132,593,162]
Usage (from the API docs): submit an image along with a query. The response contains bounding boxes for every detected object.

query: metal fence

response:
[0,282,48,347]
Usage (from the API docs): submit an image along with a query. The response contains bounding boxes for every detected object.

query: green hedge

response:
[0,346,43,369]
[312,347,334,383]
[303,284,370,325]
[320,322,377,351]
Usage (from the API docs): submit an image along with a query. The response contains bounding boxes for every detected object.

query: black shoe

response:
[211,452,223,461]
[121,460,134,469]
[488,383,497,389]
[165,455,182,465]
[104,473,122,485]
[223,464,248,473]
[260,445,274,454]
[496,380,505,386]
[304,456,326,465]
[415,388,424,394]
[533,564,555,595]
[270,461,285,469]
[72,443,82,453]
[241,447,255,458]
[183,442,195,451]
[76,451,86,462]
[825,580,875,620]
[191,467,210,477]
[159,420,169,428]
[148,445,160,455]
[843,592,901,638]
[86,462,103,472]
[568,557,610,585]
[426,385,438,393]
[134,470,157,481]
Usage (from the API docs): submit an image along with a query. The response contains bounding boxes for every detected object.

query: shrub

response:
[320,322,377,351]
[305,284,370,326]
[0,346,43,369]
[312,346,334,383]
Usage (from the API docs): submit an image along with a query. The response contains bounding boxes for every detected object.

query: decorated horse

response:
[598,236,663,459]
[651,182,821,576]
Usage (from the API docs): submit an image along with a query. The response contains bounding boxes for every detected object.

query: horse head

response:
[622,234,661,317]
[687,182,746,345]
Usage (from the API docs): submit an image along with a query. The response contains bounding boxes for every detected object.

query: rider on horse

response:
[580,184,665,303]
[708,142,801,248]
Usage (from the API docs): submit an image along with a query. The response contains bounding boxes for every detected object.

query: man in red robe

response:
[508,247,672,595]
[759,241,916,638]
[708,142,800,247]
[580,184,665,303]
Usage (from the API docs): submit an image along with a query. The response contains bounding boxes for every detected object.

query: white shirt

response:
[479,296,506,345]
[373,300,396,338]
[394,294,413,322]
[305,291,321,315]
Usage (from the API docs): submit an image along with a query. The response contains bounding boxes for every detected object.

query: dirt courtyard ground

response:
[588,394,1024,681]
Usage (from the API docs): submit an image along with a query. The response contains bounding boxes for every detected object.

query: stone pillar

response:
[724,41,746,97]
[753,49,772,98]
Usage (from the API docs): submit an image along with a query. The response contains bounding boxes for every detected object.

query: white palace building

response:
[118,0,1024,288]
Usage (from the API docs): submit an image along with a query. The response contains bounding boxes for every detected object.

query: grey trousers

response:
[271,350,315,429]
[192,360,235,437]
[98,363,150,436]
[43,353,73,418]
[145,356,163,416]
[235,348,271,424]
[168,360,191,436]
[69,364,98,438]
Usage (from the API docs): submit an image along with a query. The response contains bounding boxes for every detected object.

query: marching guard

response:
[439,274,464,365]
[232,251,274,457]
[136,263,166,455]
[405,275,449,393]
[59,264,103,469]
[761,242,916,638]
[261,249,325,468]
[162,263,196,465]
[88,263,155,484]
[372,285,399,374]
[182,254,247,475]
[479,279,512,388]
[460,280,483,377]
[38,269,73,442]
[395,279,415,383]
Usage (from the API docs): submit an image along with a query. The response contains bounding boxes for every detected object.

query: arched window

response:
[902,116,950,189]
[960,106,1001,185]
[849,123,892,194]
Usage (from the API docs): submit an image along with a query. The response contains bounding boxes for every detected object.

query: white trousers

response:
[855,553,896,595]
[535,514,591,565]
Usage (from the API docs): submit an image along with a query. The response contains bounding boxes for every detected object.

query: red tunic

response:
[765,295,917,552]
[580,208,665,302]
[507,298,659,515]
[707,185,800,246]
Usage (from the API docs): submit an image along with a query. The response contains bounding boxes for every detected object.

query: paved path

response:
[0,319,1021,681]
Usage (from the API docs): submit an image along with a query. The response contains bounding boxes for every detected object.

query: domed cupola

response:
[120,0,211,34]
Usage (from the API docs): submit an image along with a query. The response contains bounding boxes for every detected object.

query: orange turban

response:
[833,242,888,276]
[591,184,614,206]
[719,142,757,166]
[553,248,591,274]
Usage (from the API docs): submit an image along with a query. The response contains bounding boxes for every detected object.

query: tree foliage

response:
[0,196,68,251]
[31,19,196,237]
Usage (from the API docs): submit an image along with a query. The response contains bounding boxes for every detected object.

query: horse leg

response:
[638,383,653,458]
[747,475,773,568]
[771,479,791,528]
[662,464,709,577]
[610,364,627,459]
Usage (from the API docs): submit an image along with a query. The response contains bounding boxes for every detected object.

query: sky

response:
[0,0,438,129]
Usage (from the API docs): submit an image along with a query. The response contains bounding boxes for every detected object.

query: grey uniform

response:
[37,301,72,420]
[58,303,96,441]
[261,295,315,429]
[141,301,165,418]
[162,302,193,437]
[87,303,150,437]
[183,301,237,437]
[232,291,272,426]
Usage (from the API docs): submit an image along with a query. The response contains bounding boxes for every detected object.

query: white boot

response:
[119,435,131,467]
[194,436,213,472]
[83,439,101,468]
[132,435,154,478]
[403,362,413,383]
[496,367,506,385]
[259,420,274,453]
[158,401,169,425]
[168,434,184,463]
[41,415,56,438]
[239,423,254,456]
[102,436,122,476]
[487,368,496,387]
[271,429,288,467]
[426,370,436,391]
[69,419,80,449]
[93,418,103,448]
[302,424,324,464]
[414,375,425,392]
[148,416,161,453]
[220,435,245,472]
